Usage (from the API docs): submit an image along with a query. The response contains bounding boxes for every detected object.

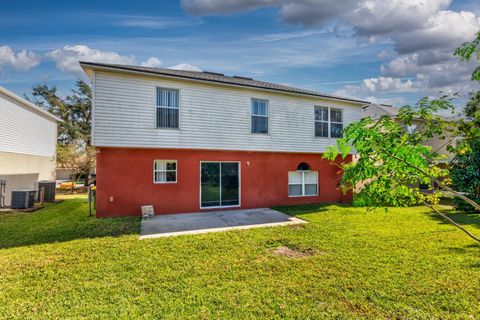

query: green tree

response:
[31,80,94,185]
[450,32,480,211]
[464,90,480,118]
[455,31,480,82]
[450,139,480,211]
[323,95,480,242]
[323,31,480,242]
[449,92,480,210]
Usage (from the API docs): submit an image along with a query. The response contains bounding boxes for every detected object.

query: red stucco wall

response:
[95,147,351,217]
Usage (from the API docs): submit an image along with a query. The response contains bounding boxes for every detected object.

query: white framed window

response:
[288,170,318,197]
[156,88,179,128]
[154,160,177,183]
[251,98,268,134]
[314,106,343,138]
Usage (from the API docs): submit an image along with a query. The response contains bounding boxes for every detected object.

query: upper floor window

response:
[251,99,268,134]
[154,160,177,183]
[314,106,343,138]
[156,88,179,129]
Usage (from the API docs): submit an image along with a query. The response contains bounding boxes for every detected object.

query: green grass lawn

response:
[0,195,479,319]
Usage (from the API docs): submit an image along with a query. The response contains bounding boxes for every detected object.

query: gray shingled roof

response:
[369,103,400,116]
[80,61,370,104]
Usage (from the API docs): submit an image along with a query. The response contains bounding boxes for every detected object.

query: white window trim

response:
[314,106,344,139]
[251,98,269,134]
[288,170,319,197]
[153,160,177,184]
[155,87,180,130]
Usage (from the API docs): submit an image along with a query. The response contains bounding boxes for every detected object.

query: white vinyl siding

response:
[93,71,363,153]
[153,160,177,183]
[0,92,57,158]
[288,171,318,197]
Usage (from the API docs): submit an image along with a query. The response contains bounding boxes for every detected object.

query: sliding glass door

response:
[201,162,240,208]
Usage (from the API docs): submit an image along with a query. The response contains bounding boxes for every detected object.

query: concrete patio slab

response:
[140,208,306,239]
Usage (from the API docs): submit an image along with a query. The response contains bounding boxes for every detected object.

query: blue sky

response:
[1,0,479,106]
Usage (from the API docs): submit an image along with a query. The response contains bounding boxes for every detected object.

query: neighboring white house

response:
[0,86,61,206]
[363,103,454,162]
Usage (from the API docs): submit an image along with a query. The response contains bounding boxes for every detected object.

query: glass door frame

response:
[199,161,241,209]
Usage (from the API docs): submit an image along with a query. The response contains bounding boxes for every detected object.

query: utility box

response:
[11,189,36,209]
[37,180,56,202]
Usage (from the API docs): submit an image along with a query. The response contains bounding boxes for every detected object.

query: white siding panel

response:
[93,71,364,153]
[0,93,57,157]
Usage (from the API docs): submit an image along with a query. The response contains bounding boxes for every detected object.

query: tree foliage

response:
[451,31,480,211]
[57,141,95,192]
[31,80,92,145]
[455,31,480,82]
[31,80,94,184]
[323,95,480,241]
[450,140,480,211]
[323,96,456,209]
[450,92,480,211]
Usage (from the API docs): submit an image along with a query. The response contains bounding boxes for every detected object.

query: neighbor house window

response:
[314,106,343,138]
[251,99,268,134]
[288,164,318,197]
[154,160,177,183]
[156,88,179,128]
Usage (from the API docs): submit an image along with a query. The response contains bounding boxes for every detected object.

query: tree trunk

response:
[84,172,89,187]
[70,173,77,194]
[423,201,480,243]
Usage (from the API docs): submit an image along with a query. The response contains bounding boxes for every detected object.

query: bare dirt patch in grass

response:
[270,246,317,258]
[287,224,306,230]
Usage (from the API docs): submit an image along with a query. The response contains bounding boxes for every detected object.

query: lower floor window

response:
[288,171,318,196]
[154,160,177,183]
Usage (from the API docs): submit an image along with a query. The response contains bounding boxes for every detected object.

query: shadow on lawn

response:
[273,203,335,216]
[425,209,480,230]
[0,198,139,249]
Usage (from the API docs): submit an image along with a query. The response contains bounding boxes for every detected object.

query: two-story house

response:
[80,62,369,217]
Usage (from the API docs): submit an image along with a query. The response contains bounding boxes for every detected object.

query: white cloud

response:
[111,15,204,29]
[364,96,407,106]
[362,77,416,93]
[45,45,201,77]
[181,0,278,15]
[335,77,417,97]
[347,0,451,38]
[141,57,162,67]
[46,45,135,77]
[168,63,202,72]
[393,10,480,54]
[0,46,40,72]
[181,0,480,101]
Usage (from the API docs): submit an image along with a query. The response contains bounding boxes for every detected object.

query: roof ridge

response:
[79,61,370,105]
[0,86,62,122]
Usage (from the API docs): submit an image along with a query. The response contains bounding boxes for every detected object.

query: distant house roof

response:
[362,103,400,118]
[80,61,370,105]
[363,103,459,122]
[0,86,62,122]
